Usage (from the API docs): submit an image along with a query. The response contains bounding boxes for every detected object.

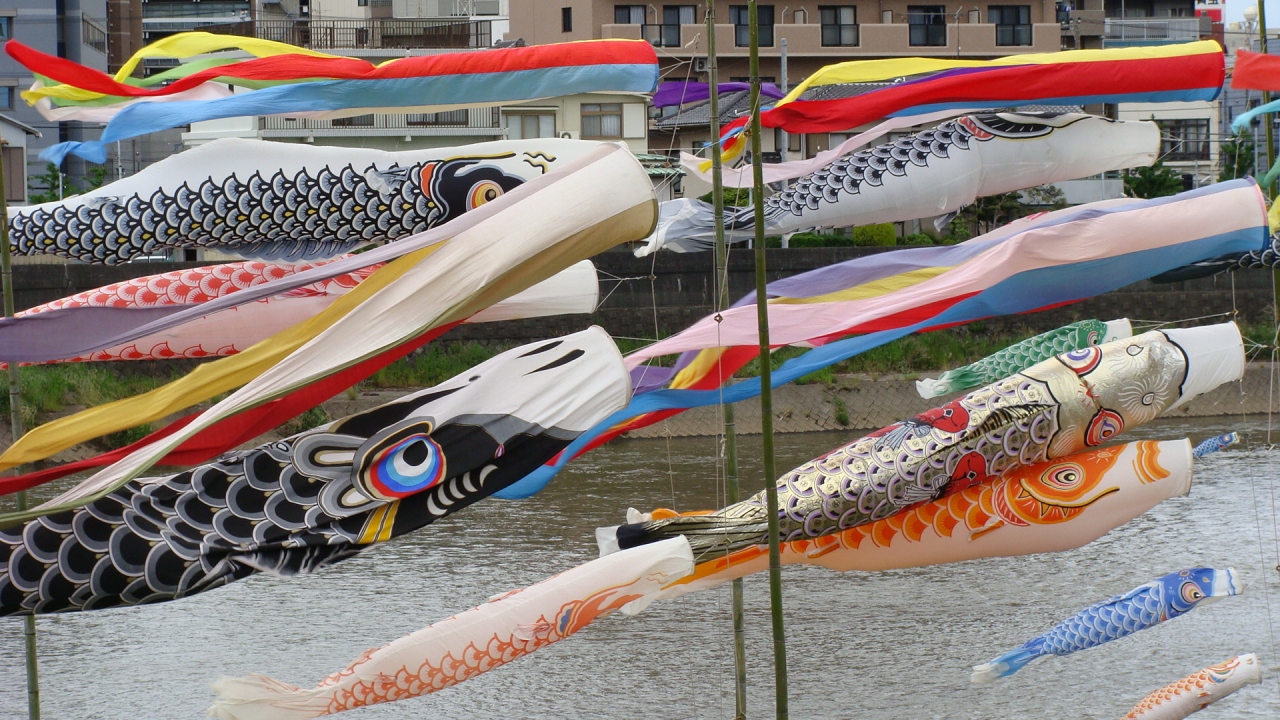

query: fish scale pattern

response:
[729,114,978,226]
[1035,585,1165,656]
[10,156,523,264]
[0,432,377,616]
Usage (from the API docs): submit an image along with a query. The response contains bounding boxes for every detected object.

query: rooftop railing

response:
[201,18,492,49]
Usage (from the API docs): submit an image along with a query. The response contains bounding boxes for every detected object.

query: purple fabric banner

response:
[652,81,785,108]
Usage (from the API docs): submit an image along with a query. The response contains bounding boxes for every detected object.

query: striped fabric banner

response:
[495,180,1268,498]
[714,41,1224,163]
[13,34,659,164]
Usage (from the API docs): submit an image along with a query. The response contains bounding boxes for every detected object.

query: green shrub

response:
[851,223,897,246]
[902,233,935,246]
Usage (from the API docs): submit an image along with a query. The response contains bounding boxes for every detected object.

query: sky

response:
[1224,0,1280,25]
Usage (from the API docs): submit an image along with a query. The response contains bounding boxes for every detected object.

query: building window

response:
[820,6,858,46]
[652,5,695,46]
[332,114,375,127]
[408,110,468,126]
[908,5,947,46]
[358,0,368,5]
[562,7,573,32]
[0,18,11,41]
[581,103,623,139]
[0,87,12,111]
[1160,118,1210,161]
[990,5,1031,45]
[615,4,644,23]
[730,5,774,47]
[506,113,555,139]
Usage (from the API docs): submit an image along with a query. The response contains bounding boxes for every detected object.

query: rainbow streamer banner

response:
[11,33,659,164]
[712,41,1224,163]
[495,179,1267,498]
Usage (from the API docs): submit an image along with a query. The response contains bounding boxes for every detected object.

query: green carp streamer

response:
[915,319,1131,398]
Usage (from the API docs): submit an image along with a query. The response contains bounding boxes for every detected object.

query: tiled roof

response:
[653,90,754,128]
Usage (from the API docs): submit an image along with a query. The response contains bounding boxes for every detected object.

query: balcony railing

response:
[1103,18,1203,43]
[261,108,500,133]
[201,19,492,49]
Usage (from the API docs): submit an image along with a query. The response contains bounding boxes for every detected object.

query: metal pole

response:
[748,2,788,717]
[0,143,41,720]
[706,2,748,716]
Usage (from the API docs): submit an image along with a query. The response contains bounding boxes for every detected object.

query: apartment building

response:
[0,0,108,190]
[1105,0,1218,188]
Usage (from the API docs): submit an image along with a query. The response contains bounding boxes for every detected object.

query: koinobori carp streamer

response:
[0,329,629,615]
[600,324,1244,560]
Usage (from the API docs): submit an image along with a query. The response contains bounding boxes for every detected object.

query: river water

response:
[2,416,1279,719]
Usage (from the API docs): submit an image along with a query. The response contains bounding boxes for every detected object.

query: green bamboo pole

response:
[704,3,748,717]
[0,143,40,720]
[748,1,788,717]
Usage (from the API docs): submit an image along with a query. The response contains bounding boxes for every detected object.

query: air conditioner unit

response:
[693,57,709,73]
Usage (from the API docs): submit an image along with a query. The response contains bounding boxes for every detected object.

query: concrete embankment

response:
[618,363,1276,439]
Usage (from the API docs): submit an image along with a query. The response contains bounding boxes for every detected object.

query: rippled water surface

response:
[3,416,1280,719]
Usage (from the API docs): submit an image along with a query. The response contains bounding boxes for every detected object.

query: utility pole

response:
[0,142,41,720]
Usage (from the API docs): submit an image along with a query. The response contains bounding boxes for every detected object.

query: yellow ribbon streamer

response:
[0,245,438,472]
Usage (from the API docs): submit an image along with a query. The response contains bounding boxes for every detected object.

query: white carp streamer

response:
[638,112,1158,255]
[1123,654,1261,719]
[207,537,693,719]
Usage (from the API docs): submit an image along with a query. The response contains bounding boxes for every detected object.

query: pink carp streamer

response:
[1124,654,1261,719]
[208,538,693,719]
[9,258,596,364]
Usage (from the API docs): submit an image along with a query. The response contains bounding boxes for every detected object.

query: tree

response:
[1124,162,1185,199]
[952,185,1066,236]
[1219,132,1256,182]
[26,162,111,204]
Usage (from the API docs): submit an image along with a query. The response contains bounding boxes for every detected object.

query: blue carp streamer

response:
[971,568,1241,683]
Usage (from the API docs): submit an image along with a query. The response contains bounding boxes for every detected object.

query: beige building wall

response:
[503,92,651,153]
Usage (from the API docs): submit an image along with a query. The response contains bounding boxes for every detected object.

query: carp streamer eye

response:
[1180,581,1205,604]
[468,181,504,209]
[1042,463,1083,491]
[1085,408,1124,446]
[1060,346,1103,376]
[364,432,446,499]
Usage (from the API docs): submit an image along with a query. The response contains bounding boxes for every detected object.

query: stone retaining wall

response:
[621,364,1276,439]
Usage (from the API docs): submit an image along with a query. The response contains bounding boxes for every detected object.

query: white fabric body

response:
[336,325,631,440]
[1104,318,1134,342]
[36,143,656,510]
[1162,322,1246,411]
[8,136,603,221]
[207,537,694,720]
[683,109,973,189]
[638,113,1160,255]
[1124,654,1262,720]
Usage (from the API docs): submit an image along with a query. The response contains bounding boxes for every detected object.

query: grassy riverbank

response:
[5,321,1273,448]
